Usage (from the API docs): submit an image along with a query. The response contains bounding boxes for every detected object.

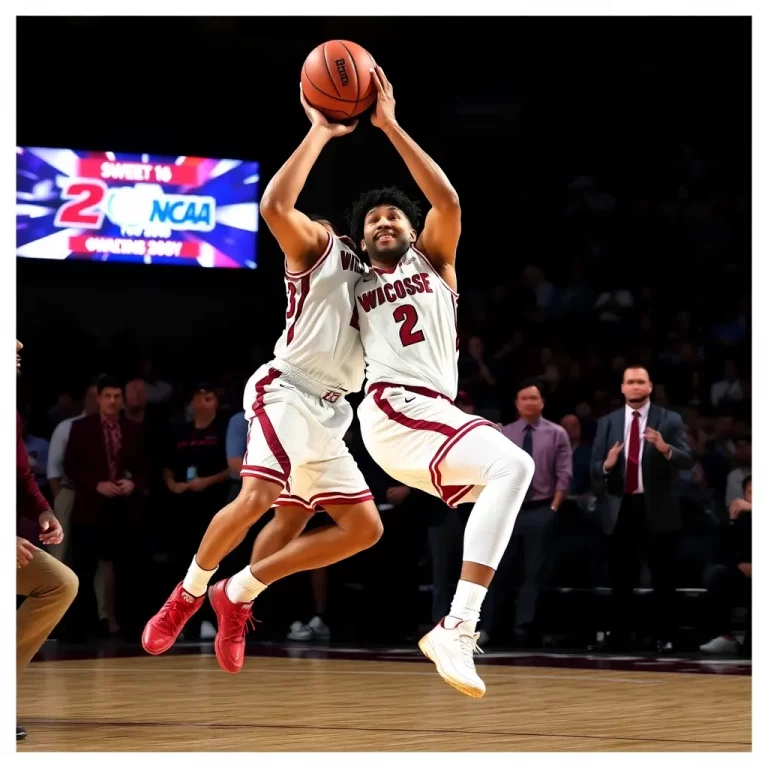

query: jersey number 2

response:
[393,305,425,347]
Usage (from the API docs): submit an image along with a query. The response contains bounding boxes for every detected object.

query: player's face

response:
[16,339,22,374]
[621,368,653,406]
[361,205,415,263]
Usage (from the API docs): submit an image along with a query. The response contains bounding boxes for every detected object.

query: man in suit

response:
[590,365,692,653]
[63,375,148,639]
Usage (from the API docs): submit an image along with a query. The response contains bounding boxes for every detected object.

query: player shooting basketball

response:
[142,81,385,674]
[352,65,535,698]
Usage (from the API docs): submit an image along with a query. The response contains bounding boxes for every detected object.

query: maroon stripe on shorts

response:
[247,368,291,482]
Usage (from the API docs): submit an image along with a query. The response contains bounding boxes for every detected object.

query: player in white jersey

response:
[353,66,535,698]
[142,91,383,674]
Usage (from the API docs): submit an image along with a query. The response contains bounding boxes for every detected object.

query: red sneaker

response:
[208,579,258,673]
[141,583,204,655]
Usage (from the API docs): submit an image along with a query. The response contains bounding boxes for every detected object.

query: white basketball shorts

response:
[357,383,500,508]
[241,361,372,511]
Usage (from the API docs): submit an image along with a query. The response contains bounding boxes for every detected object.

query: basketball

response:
[301,40,377,122]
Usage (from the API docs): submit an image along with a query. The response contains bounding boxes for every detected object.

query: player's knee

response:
[238,481,281,521]
[487,441,535,488]
[350,508,384,549]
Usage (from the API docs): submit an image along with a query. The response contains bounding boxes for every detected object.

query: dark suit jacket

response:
[64,413,148,525]
[590,404,693,535]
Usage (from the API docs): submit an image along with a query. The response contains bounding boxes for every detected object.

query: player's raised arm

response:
[370,66,461,281]
[260,86,358,273]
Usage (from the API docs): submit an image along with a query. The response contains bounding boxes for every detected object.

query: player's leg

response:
[245,500,382,586]
[249,506,314,564]
[419,426,534,698]
[142,475,282,655]
[208,501,381,673]
[143,367,306,656]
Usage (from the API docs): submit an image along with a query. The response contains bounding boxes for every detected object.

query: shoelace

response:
[458,631,484,668]
[221,606,259,643]
[156,593,198,633]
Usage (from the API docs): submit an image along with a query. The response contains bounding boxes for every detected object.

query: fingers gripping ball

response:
[301,40,376,121]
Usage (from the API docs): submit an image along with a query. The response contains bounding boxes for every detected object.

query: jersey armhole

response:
[284,231,334,280]
[412,245,459,297]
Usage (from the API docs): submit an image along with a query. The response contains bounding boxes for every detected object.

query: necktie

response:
[522,424,533,456]
[625,411,641,494]
[522,425,534,499]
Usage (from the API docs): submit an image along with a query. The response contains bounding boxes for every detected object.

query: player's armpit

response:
[259,203,330,273]
[416,205,461,287]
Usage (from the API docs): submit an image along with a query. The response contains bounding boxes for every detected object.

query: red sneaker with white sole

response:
[142,583,204,655]
[208,579,258,674]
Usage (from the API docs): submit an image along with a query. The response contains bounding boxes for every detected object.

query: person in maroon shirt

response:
[63,374,148,639]
[16,341,79,742]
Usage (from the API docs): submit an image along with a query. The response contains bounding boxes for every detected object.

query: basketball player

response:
[353,66,535,698]
[142,95,383,673]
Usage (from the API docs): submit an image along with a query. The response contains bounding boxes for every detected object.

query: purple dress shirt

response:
[502,417,573,502]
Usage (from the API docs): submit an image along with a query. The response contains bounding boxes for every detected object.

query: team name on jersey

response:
[341,249,366,276]
[357,272,434,313]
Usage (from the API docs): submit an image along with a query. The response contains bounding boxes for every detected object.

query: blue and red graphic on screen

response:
[16,147,260,269]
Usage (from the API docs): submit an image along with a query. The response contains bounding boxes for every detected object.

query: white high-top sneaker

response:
[418,617,486,698]
[700,635,740,654]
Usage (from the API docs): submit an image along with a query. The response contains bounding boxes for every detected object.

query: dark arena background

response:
[15,15,751,752]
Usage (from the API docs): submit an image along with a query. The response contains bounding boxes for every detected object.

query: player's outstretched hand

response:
[370,65,397,130]
[300,85,358,137]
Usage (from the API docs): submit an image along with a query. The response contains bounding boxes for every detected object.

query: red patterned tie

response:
[625,411,641,494]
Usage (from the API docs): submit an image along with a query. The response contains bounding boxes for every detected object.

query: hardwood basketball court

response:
[17,647,751,751]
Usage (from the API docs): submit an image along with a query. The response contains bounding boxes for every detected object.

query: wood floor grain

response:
[17,655,751,751]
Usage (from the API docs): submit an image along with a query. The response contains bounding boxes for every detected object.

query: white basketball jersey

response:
[355,246,459,400]
[273,232,368,394]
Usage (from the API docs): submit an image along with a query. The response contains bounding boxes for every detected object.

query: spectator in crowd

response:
[711,359,746,407]
[482,380,572,646]
[700,476,751,655]
[225,407,248,503]
[560,414,591,498]
[16,340,78,741]
[124,376,148,425]
[45,381,100,611]
[22,414,50,498]
[458,335,498,416]
[63,375,148,639]
[590,365,692,653]
[163,383,229,640]
[725,436,751,506]
[140,357,174,405]
[46,389,79,432]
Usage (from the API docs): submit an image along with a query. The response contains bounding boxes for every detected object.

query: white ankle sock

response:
[226,566,267,604]
[182,557,217,598]
[449,580,488,628]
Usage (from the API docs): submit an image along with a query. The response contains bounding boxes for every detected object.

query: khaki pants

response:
[17,548,79,676]
[47,487,75,564]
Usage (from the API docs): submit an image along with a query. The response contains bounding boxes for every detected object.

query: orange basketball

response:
[301,40,377,122]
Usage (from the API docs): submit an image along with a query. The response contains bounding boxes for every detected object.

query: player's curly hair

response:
[347,186,423,247]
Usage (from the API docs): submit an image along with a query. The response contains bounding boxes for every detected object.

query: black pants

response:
[702,563,751,638]
[483,502,557,636]
[427,506,465,624]
[607,494,678,641]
